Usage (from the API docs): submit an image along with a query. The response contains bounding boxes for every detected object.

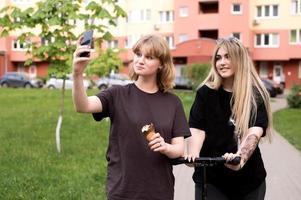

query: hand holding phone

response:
[79,30,93,57]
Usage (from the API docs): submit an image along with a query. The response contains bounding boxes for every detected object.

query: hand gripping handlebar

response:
[170,156,241,166]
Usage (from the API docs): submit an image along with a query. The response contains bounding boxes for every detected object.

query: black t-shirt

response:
[93,83,191,200]
[189,85,268,198]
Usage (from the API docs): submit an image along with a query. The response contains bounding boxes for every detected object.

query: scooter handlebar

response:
[171,156,241,166]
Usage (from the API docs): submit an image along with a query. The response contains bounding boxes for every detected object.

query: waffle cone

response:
[141,123,156,142]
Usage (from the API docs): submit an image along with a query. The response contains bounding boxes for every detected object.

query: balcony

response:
[199,1,219,14]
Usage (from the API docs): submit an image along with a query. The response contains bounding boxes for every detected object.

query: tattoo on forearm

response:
[240,134,259,164]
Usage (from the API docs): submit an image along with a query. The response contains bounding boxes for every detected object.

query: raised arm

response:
[72,37,102,113]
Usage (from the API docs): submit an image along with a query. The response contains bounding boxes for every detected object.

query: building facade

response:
[1,0,301,87]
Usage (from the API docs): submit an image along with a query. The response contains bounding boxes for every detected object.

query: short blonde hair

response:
[129,34,175,92]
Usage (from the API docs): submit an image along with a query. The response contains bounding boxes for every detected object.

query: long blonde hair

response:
[129,34,175,92]
[203,37,272,141]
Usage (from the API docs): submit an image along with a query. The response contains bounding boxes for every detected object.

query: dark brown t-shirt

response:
[93,83,191,200]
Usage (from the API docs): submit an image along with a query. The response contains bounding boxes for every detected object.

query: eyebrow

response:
[216,53,229,57]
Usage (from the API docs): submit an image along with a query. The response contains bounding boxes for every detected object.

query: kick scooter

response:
[171,156,241,200]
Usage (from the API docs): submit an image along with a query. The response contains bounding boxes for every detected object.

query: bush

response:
[182,63,211,89]
[287,84,301,108]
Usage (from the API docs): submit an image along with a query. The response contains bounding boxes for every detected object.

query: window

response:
[127,9,151,23]
[179,34,188,43]
[107,40,118,49]
[291,0,301,15]
[165,36,174,49]
[159,11,174,23]
[12,40,30,51]
[232,32,241,41]
[259,62,268,78]
[257,6,262,17]
[256,5,279,18]
[290,29,301,44]
[41,37,55,46]
[255,33,279,47]
[125,35,141,48]
[12,0,32,4]
[179,6,188,17]
[232,4,242,14]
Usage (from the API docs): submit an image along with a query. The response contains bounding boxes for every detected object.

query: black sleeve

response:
[250,95,269,137]
[189,86,207,130]
[92,87,115,121]
[172,97,191,138]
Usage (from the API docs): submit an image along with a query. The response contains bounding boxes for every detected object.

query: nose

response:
[137,55,145,63]
[220,56,226,65]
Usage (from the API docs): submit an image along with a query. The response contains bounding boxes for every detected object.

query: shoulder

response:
[196,84,215,97]
[95,84,132,98]
[252,87,266,106]
[162,91,182,104]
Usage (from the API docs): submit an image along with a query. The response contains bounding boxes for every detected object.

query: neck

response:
[135,76,158,93]
[222,77,234,92]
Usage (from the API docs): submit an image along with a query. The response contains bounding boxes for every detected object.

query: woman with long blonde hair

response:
[72,34,190,200]
[187,37,272,200]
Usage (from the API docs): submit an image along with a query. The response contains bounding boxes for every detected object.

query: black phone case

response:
[79,30,93,57]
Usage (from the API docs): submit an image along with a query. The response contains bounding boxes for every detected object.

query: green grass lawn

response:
[273,108,301,151]
[0,88,195,199]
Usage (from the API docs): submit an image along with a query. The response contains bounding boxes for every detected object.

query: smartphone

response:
[79,30,93,57]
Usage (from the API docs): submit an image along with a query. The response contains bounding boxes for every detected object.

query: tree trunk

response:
[55,78,66,153]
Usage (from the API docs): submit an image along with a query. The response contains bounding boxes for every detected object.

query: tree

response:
[182,63,211,89]
[0,0,126,153]
[86,46,123,78]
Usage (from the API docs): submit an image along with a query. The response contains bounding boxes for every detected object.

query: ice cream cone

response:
[141,123,156,142]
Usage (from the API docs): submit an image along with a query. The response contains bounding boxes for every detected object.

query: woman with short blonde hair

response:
[129,34,175,92]
[72,33,190,200]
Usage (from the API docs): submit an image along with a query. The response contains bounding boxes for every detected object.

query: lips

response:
[136,65,144,70]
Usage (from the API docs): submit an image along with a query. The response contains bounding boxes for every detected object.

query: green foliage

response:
[182,63,211,89]
[86,48,123,77]
[274,108,301,151]
[0,0,126,77]
[0,89,195,199]
[0,88,109,199]
[287,84,301,108]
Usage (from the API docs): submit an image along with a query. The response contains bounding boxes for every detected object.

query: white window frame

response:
[12,40,29,51]
[291,0,301,15]
[127,9,151,23]
[165,36,174,49]
[231,4,242,15]
[179,6,188,17]
[179,34,188,43]
[254,33,279,48]
[107,40,118,49]
[256,5,279,19]
[12,0,32,4]
[159,11,174,23]
[125,35,141,49]
[290,29,301,44]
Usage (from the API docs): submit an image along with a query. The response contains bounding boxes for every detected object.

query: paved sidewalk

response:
[173,96,301,200]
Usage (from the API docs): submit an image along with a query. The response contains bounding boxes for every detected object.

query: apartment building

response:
[1,0,301,88]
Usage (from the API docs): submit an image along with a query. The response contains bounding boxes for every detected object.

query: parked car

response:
[173,76,193,90]
[97,73,133,90]
[46,74,91,89]
[261,78,278,97]
[0,72,43,88]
